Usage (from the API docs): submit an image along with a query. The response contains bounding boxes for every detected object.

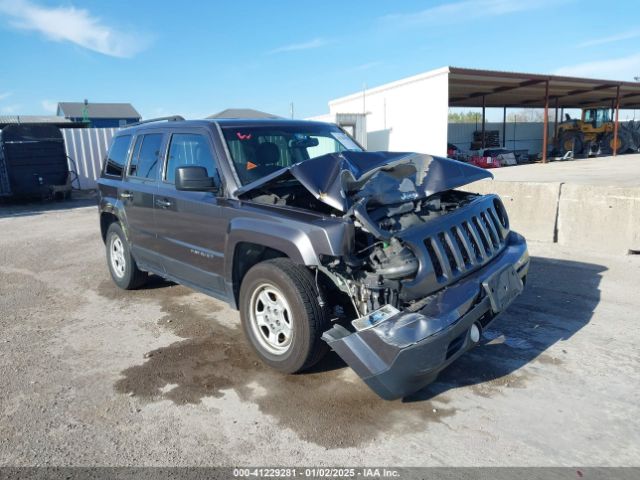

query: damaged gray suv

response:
[98,117,529,399]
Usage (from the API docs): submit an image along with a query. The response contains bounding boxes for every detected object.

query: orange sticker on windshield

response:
[246,161,257,170]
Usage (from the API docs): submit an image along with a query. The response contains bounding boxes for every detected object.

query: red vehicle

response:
[469,155,502,169]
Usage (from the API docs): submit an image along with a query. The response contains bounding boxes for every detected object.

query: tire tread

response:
[242,258,329,372]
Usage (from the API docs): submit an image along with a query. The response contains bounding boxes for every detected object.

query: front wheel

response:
[559,131,584,155]
[239,258,329,373]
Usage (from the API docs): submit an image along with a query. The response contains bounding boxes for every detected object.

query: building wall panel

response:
[61,128,117,189]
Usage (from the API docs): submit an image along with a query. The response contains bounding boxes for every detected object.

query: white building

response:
[327,67,449,156]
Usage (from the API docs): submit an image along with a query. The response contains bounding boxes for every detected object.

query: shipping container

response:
[0,124,69,198]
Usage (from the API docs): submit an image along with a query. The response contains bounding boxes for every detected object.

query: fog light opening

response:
[470,323,481,344]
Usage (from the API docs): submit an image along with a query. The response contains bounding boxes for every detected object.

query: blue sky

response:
[0,0,637,120]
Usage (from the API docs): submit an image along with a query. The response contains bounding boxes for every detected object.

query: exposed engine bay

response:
[244,184,482,320]
[238,151,491,323]
[318,189,481,318]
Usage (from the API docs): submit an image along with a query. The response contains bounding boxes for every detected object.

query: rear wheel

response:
[239,258,329,373]
[105,223,148,290]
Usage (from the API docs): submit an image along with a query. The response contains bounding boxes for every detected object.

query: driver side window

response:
[165,133,218,184]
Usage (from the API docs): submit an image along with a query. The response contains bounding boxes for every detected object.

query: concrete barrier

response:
[466,180,562,243]
[464,179,640,254]
[557,184,640,254]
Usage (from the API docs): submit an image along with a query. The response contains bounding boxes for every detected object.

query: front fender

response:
[224,217,318,275]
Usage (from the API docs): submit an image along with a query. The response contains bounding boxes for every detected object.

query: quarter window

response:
[104,135,131,177]
[165,133,218,183]
[128,133,163,180]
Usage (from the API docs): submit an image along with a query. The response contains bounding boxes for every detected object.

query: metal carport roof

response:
[448,67,640,109]
[0,115,86,129]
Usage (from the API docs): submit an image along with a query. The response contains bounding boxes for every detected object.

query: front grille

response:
[424,203,507,283]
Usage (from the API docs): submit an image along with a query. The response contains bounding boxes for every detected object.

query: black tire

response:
[239,258,329,373]
[601,132,629,155]
[559,131,584,155]
[624,121,640,151]
[105,222,148,290]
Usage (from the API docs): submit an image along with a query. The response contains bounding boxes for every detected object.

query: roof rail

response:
[126,115,185,127]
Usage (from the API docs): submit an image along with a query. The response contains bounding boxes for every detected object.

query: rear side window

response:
[165,133,218,183]
[128,133,163,180]
[104,135,131,177]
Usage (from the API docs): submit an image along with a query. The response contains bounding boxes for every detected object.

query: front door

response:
[121,131,165,271]
[154,129,227,297]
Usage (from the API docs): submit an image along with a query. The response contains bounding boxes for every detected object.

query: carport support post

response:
[481,95,486,149]
[502,106,506,148]
[613,85,621,157]
[542,80,549,163]
[554,97,559,141]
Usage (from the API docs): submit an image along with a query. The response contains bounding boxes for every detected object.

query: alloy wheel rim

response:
[248,283,293,355]
[110,236,126,278]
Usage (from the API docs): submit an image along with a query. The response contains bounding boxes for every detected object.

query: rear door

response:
[154,129,227,297]
[121,130,166,270]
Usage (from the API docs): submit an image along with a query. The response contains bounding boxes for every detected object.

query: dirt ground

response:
[1,199,639,467]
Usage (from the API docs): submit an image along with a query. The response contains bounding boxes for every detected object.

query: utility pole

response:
[634,77,640,121]
[290,102,294,119]
[82,99,90,124]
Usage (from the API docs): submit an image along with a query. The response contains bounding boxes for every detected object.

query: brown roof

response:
[448,67,640,108]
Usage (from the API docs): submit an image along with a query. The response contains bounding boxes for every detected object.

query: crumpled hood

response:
[236,151,493,212]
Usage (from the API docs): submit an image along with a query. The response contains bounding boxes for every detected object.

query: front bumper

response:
[322,231,529,400]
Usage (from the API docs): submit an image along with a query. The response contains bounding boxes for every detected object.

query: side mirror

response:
[175,166,217,192]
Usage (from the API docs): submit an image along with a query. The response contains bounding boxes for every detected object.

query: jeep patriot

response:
[98,117,529,399]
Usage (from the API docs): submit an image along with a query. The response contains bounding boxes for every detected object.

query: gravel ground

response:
[0,200,639,467]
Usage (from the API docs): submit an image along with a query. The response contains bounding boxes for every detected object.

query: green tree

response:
[507,109,544,122]
[448,111,482,123]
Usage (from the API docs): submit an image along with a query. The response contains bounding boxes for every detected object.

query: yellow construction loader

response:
[555,108,637,156]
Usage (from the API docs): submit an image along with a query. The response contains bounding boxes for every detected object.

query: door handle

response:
[155,198,173,208]
[120,192,133,200]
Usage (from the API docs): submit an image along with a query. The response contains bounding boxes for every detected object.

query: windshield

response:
[221,124,362,185]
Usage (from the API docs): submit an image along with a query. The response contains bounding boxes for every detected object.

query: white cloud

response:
[0,91,12,101]
[0,0,151,58]
[577,30,640,48]
[268,38,328,54]
[1,104,21,114]
[349,61,383,72]
[382,0,565,27]
[41,99,57,113]
[554,53,640,81]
